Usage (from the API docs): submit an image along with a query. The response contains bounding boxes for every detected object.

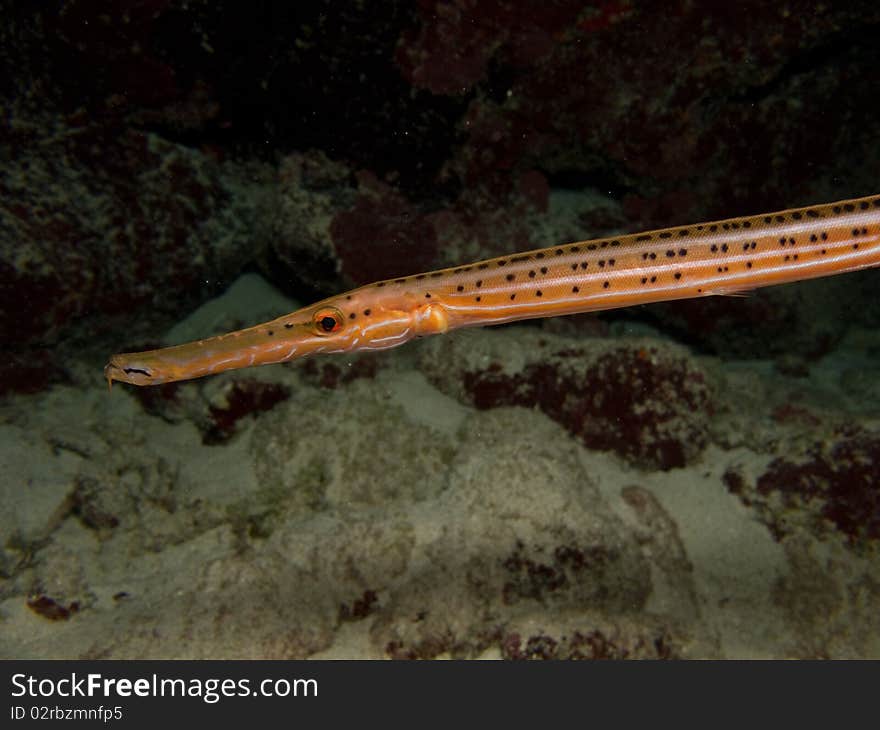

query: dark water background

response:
[0,1,878,659]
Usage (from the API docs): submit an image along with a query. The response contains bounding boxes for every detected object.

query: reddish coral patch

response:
[300,356,379,390]
[461,344,712,469]
[131,382,182,417]
[27,595,80,621]
[500,628,675,659]
[338,590,379,622]
[755,432,880,547]
[204,380,290,444]
[501,541,613,605]
[385,633,456,660]
[329,172,440,285]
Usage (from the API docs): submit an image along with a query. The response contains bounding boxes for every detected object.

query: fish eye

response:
[313,308,343,335]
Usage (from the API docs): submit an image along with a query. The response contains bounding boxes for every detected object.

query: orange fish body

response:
[106,194,880,387]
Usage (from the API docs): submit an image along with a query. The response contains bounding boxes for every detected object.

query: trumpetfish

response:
[105,194,880,387]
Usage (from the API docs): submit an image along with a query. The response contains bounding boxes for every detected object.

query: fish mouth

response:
[104,357,155,388]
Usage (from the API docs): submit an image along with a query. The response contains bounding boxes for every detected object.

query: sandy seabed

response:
[1,274,878,660]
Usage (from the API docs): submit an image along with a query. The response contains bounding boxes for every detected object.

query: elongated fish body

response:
[106,194,880,386]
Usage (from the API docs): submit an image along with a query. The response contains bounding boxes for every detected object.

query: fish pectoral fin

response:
[413,302,450,335]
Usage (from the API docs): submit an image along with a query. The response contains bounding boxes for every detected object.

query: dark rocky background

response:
[3,0,880,394]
